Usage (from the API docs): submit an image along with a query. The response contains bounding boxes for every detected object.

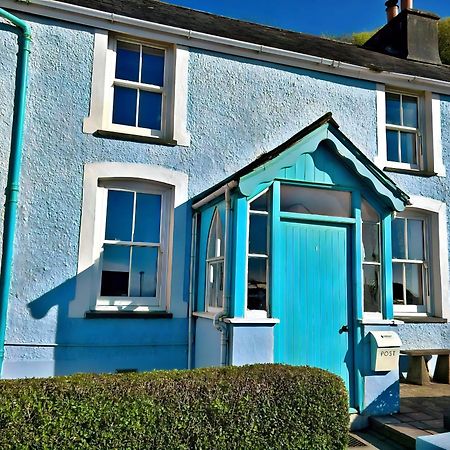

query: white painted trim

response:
[83,31,190,146]
[358,318,404,325]
[223,317,280,324]
[394,196,449,319]
[6,0,450,95]
[70,162,188,318]
[375,86,445,176]
[192,311,216,320]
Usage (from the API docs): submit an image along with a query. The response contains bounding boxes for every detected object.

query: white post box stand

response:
[369,331,402,372]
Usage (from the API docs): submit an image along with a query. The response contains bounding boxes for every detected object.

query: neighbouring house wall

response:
[0,12,449,377]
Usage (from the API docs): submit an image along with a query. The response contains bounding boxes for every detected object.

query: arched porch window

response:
[206,209,224,312]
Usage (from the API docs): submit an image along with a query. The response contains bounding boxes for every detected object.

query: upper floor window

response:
[205,209,224,313]
[385,92,420,168]
[112,41,166,133]
[83,32,190,146]
[375,85,445,176]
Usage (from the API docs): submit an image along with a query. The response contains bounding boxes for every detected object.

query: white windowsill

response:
[192,312,217,320]
[223,317,280,325]
[358,318,404,325]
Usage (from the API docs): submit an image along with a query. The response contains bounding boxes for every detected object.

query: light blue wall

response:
[0,12,449,377]
[230,325,274,366]
[194,317,222,368]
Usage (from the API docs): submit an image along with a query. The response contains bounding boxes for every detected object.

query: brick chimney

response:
[363,1,441,65]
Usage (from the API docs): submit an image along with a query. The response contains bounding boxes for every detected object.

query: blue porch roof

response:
[193,113,409,212]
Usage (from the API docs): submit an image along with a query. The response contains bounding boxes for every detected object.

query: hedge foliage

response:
[0,364,348,449]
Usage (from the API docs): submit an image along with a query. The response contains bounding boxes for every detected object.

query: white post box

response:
[369,331,402,372]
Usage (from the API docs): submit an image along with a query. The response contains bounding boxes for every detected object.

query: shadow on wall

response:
[11,202,192,378]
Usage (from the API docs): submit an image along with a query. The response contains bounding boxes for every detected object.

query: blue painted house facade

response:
[1,0,450,421]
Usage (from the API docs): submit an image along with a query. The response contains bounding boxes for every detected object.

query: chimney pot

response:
[401,0,413,10]
[385,0,399,22]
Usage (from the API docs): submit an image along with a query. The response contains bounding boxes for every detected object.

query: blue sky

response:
[166,0,450,36]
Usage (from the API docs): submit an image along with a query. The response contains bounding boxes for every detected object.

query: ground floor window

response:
[97,180,173,309]
[392,213,428,313]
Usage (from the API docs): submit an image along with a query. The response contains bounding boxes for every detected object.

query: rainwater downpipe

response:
[187,211,198,369]
[0,8,31,376]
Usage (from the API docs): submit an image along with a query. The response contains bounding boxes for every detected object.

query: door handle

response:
[339,325,349,334]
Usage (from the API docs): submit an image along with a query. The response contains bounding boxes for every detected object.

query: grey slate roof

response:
[57,0,450,82]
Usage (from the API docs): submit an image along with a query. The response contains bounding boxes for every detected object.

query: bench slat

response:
[402,349,450,356]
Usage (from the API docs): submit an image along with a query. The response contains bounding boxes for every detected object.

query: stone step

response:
[369,415,434,449]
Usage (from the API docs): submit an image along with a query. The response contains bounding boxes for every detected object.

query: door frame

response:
[270,180,362,410]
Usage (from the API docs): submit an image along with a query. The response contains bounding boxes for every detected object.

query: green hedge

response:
[0,364,348,449]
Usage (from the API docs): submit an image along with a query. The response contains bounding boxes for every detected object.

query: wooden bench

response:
[402,349,450,385]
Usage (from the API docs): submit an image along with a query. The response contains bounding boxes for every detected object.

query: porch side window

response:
[362,198,382,314]
[206,209,224,312]
[247,191,269,314]
[392,215,428,312]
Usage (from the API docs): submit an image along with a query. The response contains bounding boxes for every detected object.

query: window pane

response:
[115,41,140,82]
[405,263,423,305]
[247,257,267,311]
[362,223,380,262]
[386,93,401,125]
[280,185,351,217]
[407,219,424,261]
[100,245,130,296]
[363,265,381,313]
[134,193,161,243]
[138,91,162,130]
[386,130,399,162]
[250,192,268,212]
[400,132,417,164]
[129,247,158,297]
[105,190,134,241]
[112,87,137,127]
[249,214,267,255]
[207,213,223,259]
[361,198,379,223]
[392,218,406,259]
[402,95,418,128]
[141,46,165,86]
[208,261,224,308]
[393,263,404,305]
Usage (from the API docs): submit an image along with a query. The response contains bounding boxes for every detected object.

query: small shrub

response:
[0,364,348,449]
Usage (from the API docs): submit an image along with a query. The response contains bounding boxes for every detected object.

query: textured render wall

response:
[0,12,448,377]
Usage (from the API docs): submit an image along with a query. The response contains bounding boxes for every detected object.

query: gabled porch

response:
[190,113,410,418]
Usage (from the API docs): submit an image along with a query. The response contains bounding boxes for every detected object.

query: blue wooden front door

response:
[274,220,353,391]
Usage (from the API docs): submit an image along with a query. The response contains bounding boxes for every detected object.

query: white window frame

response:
[361,198,383,320]
[245,189,270,319]
[205,209,225,314]
[392,212,429,314]
[83,31,190,146]
[71,163,188,317]
[393,196,449,319]
[375,84,445,176]
[96,179,171,310]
